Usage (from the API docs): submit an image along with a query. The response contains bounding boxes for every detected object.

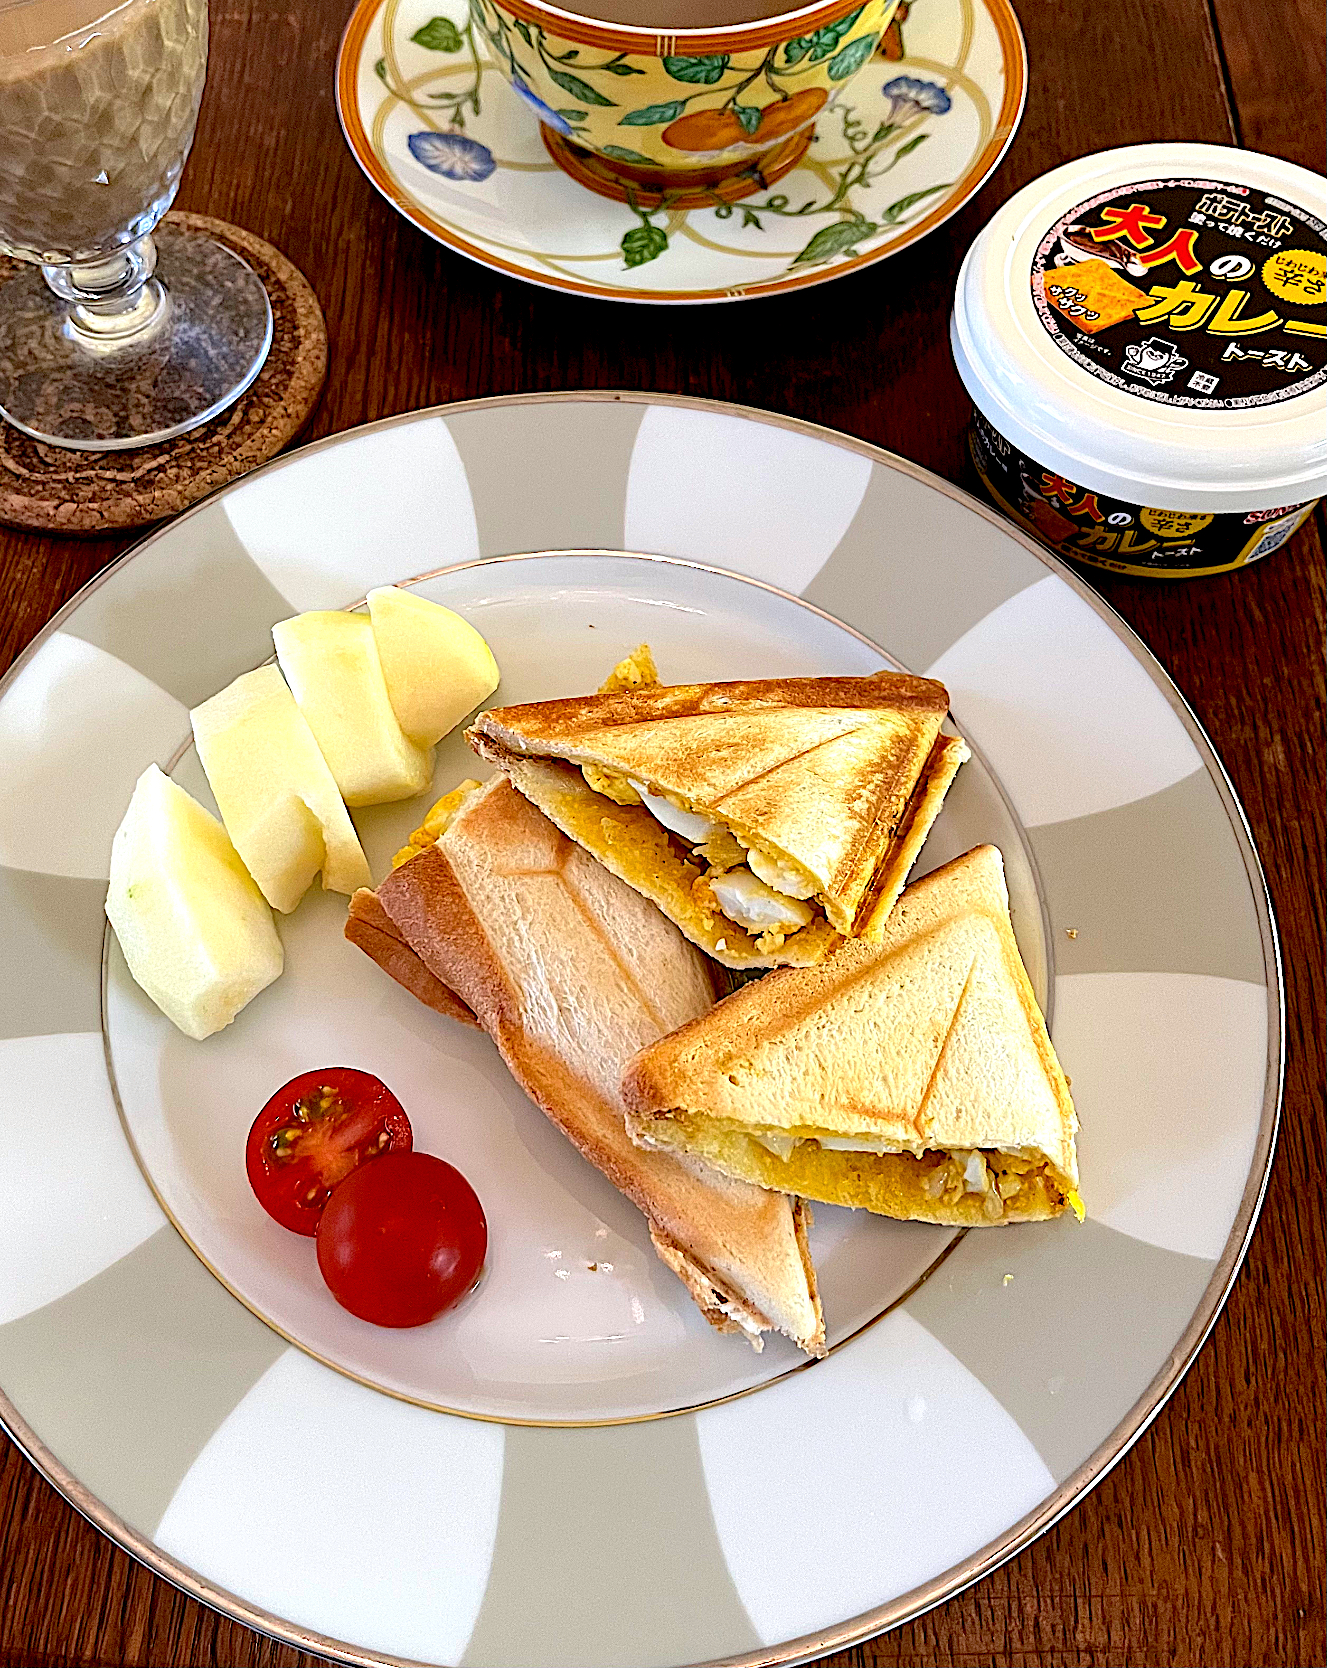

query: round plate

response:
[335,0,1025,302]
[0,393,1280,1668]
[111,549,1046,1426]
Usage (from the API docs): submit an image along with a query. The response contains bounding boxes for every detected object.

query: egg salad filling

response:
[755,1136,1080,1220]
[392,779,483,867]
[576,760,824,955]
[636,1111,1083,1224]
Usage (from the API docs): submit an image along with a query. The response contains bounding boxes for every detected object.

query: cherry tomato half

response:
[246,1067,412,1236]
[316,1151,487,1327]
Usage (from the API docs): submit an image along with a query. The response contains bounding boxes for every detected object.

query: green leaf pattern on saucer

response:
[622,221,671,267]
[410,14,463,50]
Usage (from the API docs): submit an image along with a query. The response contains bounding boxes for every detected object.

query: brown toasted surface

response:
[646,1222,822,1356]
[475,675,950,736]
[647,1226,755,1342]
[375,778,824,1354]
[853,732,971,936]
[344,888,479,1026]
[623,845,1079,1218]
[470,674,956,934]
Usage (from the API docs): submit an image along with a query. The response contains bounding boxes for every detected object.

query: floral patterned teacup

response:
[468,0,901,204]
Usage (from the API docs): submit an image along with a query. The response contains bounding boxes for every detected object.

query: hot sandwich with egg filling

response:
[622,845,1081,1226]
[467,655,968,969]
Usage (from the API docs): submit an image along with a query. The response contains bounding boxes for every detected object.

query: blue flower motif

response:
[510,75,573,137]
[881,75,952,124]
[407,130,496,181]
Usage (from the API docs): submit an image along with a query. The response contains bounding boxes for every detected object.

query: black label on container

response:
[1030,176,1327,410]
[968,410,1316,577]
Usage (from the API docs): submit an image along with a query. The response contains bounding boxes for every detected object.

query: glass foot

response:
[0,223,273,451]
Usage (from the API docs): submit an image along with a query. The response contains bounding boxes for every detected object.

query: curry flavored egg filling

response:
[635,1113,1082,1227]
[577,760,829,956]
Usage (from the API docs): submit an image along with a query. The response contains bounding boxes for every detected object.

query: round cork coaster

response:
[0,213,327,535]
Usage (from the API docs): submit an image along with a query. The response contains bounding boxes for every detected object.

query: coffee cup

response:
[468,0,900,205]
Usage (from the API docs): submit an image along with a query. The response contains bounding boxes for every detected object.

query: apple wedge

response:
[272,611,433,806]
[366,586,500,746]
[191,665,372,912]
[106,765,283,1040]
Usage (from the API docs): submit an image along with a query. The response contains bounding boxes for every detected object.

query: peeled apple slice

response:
[105,765,283,1041]
[272,610,433,806]
[191,666,372,913]
[366,586,500,746]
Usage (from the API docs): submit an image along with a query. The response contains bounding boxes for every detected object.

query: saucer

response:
[336,0,1026,302]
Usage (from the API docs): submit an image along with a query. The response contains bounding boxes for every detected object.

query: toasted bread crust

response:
[647,1228,762,1346]
[853,734,971,937]
[473,675,950,743]
[374,780,824,1355]
[344,888,479,1026]
[645,1198,823,1355]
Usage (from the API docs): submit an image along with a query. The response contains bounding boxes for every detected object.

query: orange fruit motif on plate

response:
[754,87,828,142]
[661,108,752,154]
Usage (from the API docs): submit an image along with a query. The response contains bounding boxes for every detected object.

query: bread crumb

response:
[1065,927,1079,939]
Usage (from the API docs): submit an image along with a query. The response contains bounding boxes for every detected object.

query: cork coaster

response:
[0,213,327,535]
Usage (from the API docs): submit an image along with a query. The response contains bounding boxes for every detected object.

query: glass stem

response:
[41,234,168,347]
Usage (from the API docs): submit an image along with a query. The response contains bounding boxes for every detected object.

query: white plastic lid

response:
[951,142,1327,512]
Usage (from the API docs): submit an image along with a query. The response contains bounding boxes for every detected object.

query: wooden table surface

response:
[1,0,1323,1659]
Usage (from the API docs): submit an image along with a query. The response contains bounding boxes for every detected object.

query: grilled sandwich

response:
[351,774,825,1355]
[623,845,1081,1226]
[468,657,968,969]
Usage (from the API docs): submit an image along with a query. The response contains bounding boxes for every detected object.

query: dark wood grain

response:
[1209,0,1327,170]
[1,0,1323,1660]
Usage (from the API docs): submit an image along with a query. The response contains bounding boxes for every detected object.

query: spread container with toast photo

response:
[951,141,1327,577]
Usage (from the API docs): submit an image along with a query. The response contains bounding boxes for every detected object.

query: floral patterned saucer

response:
[336,0,1026,301]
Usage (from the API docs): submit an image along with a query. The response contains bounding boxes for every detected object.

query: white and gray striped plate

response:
[0,393,1279,1668]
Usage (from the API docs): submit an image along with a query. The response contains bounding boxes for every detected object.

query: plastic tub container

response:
[951,142,1327,577]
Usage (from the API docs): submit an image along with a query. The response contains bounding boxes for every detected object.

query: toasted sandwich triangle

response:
[663,916,983,1154]
[470,675,964,955]
[363,776,825,1355]
[622,845,1080,1227]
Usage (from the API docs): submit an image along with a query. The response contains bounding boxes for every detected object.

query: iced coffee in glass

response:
[0,0,271,448]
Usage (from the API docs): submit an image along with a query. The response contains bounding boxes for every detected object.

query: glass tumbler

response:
[0,0,271,449]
